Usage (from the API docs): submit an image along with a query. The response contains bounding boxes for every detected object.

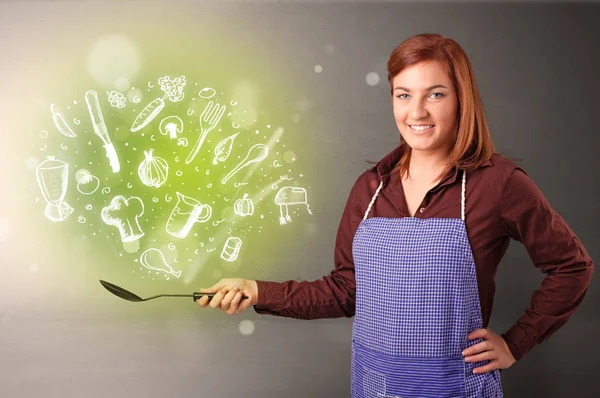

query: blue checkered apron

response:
[351,171,503,397]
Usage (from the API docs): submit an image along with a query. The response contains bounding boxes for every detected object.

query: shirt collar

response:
[373,144,493,190]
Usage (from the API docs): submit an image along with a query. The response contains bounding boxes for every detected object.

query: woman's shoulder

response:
[476,153,529,181]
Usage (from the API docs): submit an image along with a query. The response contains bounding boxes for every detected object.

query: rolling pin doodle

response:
[85,90,120,173]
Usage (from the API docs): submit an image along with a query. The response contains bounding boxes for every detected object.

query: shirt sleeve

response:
[252,178,364,319]
[499,167,594,361]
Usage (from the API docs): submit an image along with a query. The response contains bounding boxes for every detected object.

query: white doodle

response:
[131,75,186,132]
[272,160,282,168]
[176,170,183,177]
[165,192,212,239]
[60,143,67,150]
[165,193,173,202]
[232,122,240,129]
[101,195,145,242]
[221,237,242,262]
[159,116,184,139]
[152,197,159,203]
[138,149,168,188]
[221,144,269,184]
[107,91,126,108]
[187,109,194,116]
[150,135,156,141]
[213,132,239,165]
[212,219,225,227]
[36,156,74,222]
[78,216,86,223]
[234,194,254,217]
[185,100,226,164]
[234,182,248,188]
[177,138,188,147]
[40,145,47,152]
[85,204,92,210]
[102,187,111,194]
[50,104,77,138]
[85,90,120,173]
[132,95,141,104]
[73,118,81,125]
[274,186,312,225]
[76,171,100,195]
[280,175,293,181]
[198,87,216,99]
[168,242,176,251]
[139,248,181,278]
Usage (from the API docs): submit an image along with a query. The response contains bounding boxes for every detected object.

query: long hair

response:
[388,33,496,180]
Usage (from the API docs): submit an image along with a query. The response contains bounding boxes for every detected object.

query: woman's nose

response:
[410,102,429,119]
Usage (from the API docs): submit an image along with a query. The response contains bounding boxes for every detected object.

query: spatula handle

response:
[192,292,250,302]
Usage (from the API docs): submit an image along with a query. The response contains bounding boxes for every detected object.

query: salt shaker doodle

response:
[130,76,186,133]
[166,192,212,239]
[274,186,312,225]
[101,195,145,242]
[36,156,74,222]
[50,104,77,138]
[159,116,184,139]
[139,248,181,278]
[221,237,242,262]
[85,90,120,173]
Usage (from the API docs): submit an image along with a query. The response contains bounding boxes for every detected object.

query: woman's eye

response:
[395,93,443,100]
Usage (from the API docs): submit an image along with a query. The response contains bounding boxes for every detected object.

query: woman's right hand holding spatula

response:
[197,278,259,315]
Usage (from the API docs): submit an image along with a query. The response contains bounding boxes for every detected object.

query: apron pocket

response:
[352,340,466,398]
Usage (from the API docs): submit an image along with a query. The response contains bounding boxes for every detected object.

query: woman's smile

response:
[409,124,435,134]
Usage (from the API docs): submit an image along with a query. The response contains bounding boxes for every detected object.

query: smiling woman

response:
[197,33,594,398]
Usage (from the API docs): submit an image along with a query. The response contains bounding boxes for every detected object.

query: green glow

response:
[25,20,319,301]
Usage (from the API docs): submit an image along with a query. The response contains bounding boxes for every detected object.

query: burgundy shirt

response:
[253,145,594,361]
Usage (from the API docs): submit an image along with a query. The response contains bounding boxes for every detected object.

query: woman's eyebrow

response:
[394,84,448,92]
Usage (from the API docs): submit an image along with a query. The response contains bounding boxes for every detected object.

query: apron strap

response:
[461,169,466,221]
[363,181,384,220]
[362,169,467,221]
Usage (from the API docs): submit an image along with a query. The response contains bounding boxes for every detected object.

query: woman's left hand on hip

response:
[462,328,516,374]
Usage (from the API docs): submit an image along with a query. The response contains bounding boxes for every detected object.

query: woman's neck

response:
[404,149,451,184]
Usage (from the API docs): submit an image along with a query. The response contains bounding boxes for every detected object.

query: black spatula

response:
[99,280,242,302]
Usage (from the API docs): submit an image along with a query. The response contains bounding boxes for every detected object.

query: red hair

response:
[388,33,496,179]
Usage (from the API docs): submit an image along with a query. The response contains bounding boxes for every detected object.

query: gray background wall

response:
[0,1,598,397]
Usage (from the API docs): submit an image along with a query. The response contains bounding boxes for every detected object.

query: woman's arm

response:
[500,167,594,361]
[252,180,364,320]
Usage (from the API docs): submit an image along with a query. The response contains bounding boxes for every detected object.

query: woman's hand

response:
[462,328,516,374]
[197,278,259,315]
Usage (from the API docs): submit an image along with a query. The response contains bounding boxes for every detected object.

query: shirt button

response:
[419,207,425,213]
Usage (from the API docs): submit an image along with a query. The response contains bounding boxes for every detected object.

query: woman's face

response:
[391,61,459,156]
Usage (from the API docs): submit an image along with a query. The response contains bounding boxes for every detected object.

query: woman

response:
[197,33,594,397]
